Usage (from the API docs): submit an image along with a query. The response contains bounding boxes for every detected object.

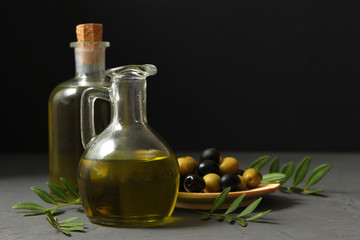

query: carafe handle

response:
[80,87,110,148]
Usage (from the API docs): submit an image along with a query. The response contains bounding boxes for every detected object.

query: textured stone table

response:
[1,152,359,239]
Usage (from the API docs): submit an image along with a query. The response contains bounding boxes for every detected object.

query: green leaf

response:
[280,162,295,184]
[305,164,332,190]
[12,202,45,210]
[246,210,271,221]
[210,187,231,213]
[224,194,246,215]
[24,212,46,216]
[237,218,247,227]
[293,156,311,187]
[45,211,58,227]
[304,190,323,195]
[237,197,263,217]
[46,182,70,202]
[249,156,271,170]
[31,187,58,205]
[60,178,79,199]
[225,215,235,223]
[61,226,85,231]
[59,217,78,223]
[46,215,57,228]
[261,173,286,183]
[60,222,86,227]
[289,186,304,193]
[50,207,59,214]
[201,214,211,220]
[61,230,71,236]
[268,156,279,173]
[215,215,224,221]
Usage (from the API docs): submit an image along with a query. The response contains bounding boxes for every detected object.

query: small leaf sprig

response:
[13,178,81,215]
[199,187,271,227]
[249,156,332,194]
[45,211,86,236]
[12,178,85,236]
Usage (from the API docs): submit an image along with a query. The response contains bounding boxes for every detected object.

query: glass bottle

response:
[78,64,179,227]
[49,24,110,187]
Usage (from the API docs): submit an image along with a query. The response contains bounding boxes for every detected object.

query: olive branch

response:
[12,178,85,236]
[249,156,332,194]
[198,187,271,226]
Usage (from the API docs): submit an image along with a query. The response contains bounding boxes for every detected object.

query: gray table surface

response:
[1,152,359,240]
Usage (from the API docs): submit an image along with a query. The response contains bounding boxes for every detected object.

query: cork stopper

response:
[72,23,108,68]
[76,23,103,42]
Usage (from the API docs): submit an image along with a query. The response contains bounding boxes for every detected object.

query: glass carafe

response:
[78,64,179,227]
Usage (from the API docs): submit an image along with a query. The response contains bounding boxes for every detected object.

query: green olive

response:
[219,157,239,175]
[242,168,262,188]
[178,156,197,176]
[237,175,247,190]
[203,173,221,193]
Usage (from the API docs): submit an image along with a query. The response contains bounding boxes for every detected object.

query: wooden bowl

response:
[176,183,280,210]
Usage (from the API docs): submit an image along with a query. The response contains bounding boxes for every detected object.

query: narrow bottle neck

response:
[72,42,109,79]
[110,79,147,125]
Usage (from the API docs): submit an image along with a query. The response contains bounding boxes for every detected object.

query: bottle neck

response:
[71,42,109,79]
[110,79,147,125]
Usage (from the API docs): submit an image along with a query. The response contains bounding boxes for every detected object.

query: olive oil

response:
[49,84,109,187]
[77,155,179,227]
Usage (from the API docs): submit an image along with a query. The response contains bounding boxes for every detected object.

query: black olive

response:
[200,148,220,163]
[198,160,219,176]
[220,173,241,191]
[237,169,245,176]
[183,174,206,192]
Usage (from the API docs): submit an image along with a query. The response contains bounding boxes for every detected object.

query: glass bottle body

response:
[49,81,110,187]
[78,65,179,227]
[49,42,110,187]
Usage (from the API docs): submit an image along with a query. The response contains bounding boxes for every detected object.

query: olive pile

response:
[178,148,262,193]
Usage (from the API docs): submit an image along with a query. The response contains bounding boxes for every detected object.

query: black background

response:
[2,0,360,153]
